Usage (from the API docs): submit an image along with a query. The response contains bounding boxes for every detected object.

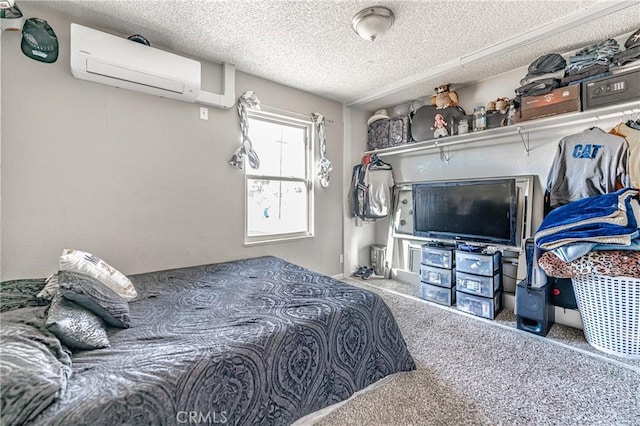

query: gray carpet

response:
[311,278,640,426]
[358,277,640,369]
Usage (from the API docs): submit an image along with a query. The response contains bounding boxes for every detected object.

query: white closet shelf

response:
[364,100,640,157]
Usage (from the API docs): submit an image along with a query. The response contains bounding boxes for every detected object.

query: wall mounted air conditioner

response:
[70,23,235,108]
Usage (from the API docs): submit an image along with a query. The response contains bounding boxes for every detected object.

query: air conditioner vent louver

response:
[86,59,186,94]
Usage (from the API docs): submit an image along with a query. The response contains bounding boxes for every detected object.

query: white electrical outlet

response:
[199,107,208,120]
[339,254,344,264]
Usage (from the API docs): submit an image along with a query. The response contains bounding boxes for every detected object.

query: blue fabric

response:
[535,188,639,249]
[537,188,637,234]
[551,232,640,262]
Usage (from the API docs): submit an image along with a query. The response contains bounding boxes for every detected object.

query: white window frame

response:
[244,108,315,245]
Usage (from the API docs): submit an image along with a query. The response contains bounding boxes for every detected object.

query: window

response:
[244,109,314,244]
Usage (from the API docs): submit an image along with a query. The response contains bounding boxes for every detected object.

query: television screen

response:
[412,179,517,247]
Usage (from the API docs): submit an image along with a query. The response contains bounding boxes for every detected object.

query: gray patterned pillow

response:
[59,270,131,328]
[1,306,72,426]
[36,272,59,302]
[46,292,110,350]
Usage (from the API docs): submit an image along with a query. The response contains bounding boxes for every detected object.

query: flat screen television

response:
[412,178,518,247]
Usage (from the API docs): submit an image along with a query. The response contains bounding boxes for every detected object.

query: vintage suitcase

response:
[411,105,466,142]
[367,118,389,150]
[516,85,581,122]
[367,114,411,150]
[387,114,412,147]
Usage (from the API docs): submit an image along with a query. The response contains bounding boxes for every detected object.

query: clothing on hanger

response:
[610,121,640,189]
[348,154,394,220]
[369,154,392,170]
[626,119,640,131]
[546,127,629,210]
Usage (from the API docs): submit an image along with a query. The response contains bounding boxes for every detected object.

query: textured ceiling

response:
[29,0,640,111]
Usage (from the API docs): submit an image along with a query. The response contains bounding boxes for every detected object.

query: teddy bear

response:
[431,84,459,109]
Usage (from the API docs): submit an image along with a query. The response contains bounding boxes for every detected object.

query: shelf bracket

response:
[439,146,451,163]
[517,127,530,156]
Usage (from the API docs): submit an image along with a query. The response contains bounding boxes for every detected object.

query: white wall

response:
[342,107,380,274]
[1,3,345,279]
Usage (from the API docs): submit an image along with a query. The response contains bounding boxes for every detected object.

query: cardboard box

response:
[516,85,581,122]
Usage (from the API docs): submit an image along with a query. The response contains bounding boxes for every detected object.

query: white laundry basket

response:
[571,275,640,359]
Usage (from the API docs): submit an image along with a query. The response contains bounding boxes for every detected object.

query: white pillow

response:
[58,249,137,301]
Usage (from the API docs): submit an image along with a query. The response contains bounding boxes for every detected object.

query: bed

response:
[0,256,415,425]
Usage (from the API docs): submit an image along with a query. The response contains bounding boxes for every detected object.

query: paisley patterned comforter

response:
[31,256,415,425]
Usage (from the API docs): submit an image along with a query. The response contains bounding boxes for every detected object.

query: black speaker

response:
[549,277,577,309]
[516,279,554,336]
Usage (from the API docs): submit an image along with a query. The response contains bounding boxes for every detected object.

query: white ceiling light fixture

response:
[351,6,395,42]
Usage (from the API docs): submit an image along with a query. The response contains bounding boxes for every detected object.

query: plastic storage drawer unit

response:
[456,291,502,320]
[455,251,501,276]
[456,270,502,297]
[420,264,456,288]
[421,244,456,269]
[421,282,456,306]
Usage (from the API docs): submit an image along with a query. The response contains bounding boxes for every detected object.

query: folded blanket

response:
[550,232,640,262]
[535,188,639,249]
[538,231,634,250]
[536,188,638,237]
[538,250,640,279]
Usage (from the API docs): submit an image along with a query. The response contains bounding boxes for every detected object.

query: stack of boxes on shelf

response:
[455,249,503,319]
[419,243,457,306]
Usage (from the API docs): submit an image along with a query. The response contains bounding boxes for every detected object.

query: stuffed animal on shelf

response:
[431,84,459,109]
[432,113,449,138]
[487,97,512,113]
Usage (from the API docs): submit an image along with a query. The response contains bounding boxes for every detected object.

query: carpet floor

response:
[356,277,640,370]
[310,277,640,426]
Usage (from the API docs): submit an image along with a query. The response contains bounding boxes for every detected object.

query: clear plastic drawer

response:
[421,244,456,269]
[420,264,456,288]
[455,251,501,276]
[456,271,502,298]
[420,282,456,306]
[456,291,502,320]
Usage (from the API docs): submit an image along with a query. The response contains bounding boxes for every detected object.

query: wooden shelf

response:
[364,100,640,157]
